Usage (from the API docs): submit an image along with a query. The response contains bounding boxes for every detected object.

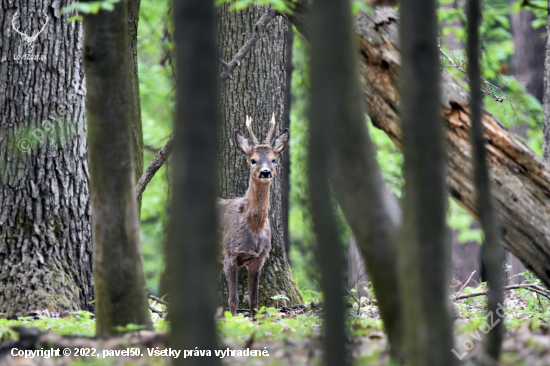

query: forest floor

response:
[1,283,550,365]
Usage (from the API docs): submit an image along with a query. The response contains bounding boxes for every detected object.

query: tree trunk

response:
[282,24,293,261]
[309,0,355,363]
[510,2,545,102]
[467,0,503,358]
[355,7,550,288]
[127,0,144,211]
[289,4,550,289]
[83,0,152,335]
[543,4,550,161]
[398,0,455,362]
[216,5,302,309]
[168,0,220,363]
[0,1,93,318]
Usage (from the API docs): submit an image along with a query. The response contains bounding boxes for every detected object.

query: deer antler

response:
[28,12,49,42]
[264,113,276,144]
[12,11,29,40]
[246,116,259,145]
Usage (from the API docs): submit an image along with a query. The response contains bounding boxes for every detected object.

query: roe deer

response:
[219,114,289,317]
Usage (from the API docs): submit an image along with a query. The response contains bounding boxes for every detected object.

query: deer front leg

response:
[247,256,265,319]
[223,256,238,316]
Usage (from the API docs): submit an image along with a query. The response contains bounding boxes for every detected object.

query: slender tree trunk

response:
[83,0,152,336]
[216,4,302,309]
[543,4,550,161]
[127,0,144,211]
[0,1,93,318]
[282,24,293,261]
[309,0,352,363]
[467,0,504,360]
[168,0,220,364]
[291,3,405,361]
[399,0,455,364]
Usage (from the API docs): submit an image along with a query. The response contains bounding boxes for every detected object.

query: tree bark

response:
[168,0,220,363]
[355,7,550,288]
[467,0,504,359]
[398,0,455,362]
[0,1,93,318]
[127,0,144,211]
[543,3,550,161]
[309,0,354,363]
[216,5,302,309]
[289,4,550,289]
[83,0,152,335]
[282,24,293,261]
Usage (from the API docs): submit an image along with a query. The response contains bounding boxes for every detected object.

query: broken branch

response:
[219,8,279,81]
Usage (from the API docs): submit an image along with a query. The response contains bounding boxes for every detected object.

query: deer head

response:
[12,11,49,55]
[234,114,289,184]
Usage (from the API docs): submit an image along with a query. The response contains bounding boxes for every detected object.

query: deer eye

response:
[272,159,276,164]
[251,159,256,164]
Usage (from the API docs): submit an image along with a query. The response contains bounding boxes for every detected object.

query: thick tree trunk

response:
[216,5,302,309]
[355,7,550,288]
[83,0,152,335]
[0,1,93,318]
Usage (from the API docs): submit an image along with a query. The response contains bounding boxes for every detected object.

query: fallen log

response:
[291,6,550,288]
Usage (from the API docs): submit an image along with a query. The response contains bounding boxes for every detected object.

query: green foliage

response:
[289,30,318,290]
[367,119,403,196]
[219,309,318,343]
[113,323,148,332]
[0,311,95,341]
[447,200,482,243]
[61,0,121,15]
[138,0,174,293]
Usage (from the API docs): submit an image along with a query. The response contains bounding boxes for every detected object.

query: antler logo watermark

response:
[12,11,48,61]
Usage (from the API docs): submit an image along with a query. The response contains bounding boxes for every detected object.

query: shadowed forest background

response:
[138,0,542,296]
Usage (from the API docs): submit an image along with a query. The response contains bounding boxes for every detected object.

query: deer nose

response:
[259,170,272,179]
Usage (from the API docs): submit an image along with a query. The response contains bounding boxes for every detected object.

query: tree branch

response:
[438,38,512,106]
[452,270,477,300]
[135,136,174,200]
[219,7,279,81]
[453,284,550,301]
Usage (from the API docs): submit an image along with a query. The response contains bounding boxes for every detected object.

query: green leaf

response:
[67,15,83,23]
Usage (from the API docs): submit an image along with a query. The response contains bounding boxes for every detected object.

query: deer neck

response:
[245,176,271,234]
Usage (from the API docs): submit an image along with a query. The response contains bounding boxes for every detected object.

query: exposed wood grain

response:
[354,7,550,287]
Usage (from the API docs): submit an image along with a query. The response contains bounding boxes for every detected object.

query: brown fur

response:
[219,125,289,318]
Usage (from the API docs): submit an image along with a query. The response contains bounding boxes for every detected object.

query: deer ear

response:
[234,130,252,156]
[272,129,289,155]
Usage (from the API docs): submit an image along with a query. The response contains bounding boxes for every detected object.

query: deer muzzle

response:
[259,170,272,179]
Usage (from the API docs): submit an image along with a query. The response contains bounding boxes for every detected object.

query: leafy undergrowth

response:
[2,279,550,365]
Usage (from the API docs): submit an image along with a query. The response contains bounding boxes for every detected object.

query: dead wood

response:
[354,7,550,288]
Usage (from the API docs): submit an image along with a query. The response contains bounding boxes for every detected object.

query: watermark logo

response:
[18,91,78,153]
[12,11,48,62]
[451,302,506,360]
